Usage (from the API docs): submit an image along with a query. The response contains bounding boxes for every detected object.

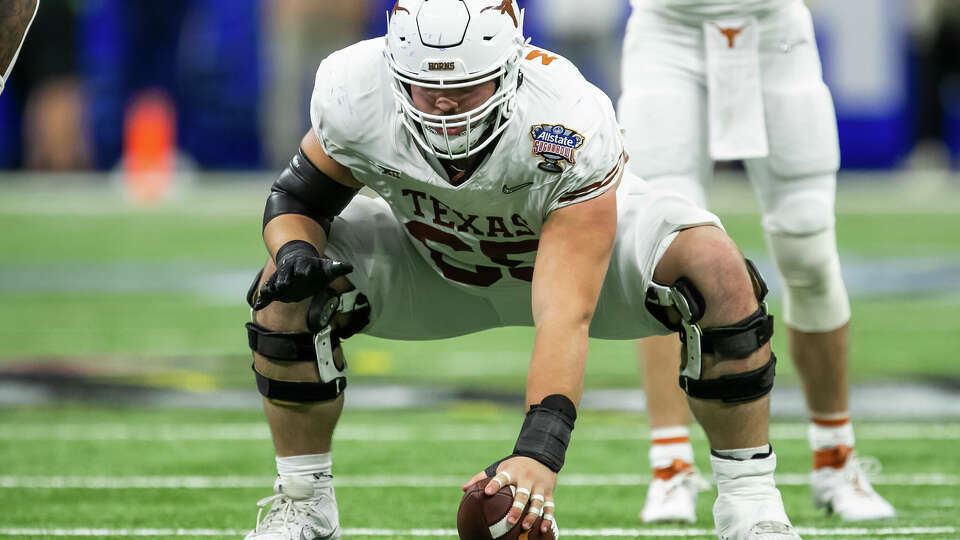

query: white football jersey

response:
[634,0,791,20]
[310,39,624,295]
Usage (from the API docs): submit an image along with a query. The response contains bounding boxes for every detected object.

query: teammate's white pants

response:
[618,0,850,332]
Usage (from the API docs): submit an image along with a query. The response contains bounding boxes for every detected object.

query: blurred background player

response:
[617,0,896,523]
[0,0,39,96]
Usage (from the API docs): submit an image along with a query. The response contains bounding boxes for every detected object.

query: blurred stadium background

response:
[1,0,959,538]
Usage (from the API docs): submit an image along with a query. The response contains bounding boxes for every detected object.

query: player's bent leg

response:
[246,259,359,455]
[647,226,799,539]
[648,227,773,447]
[241,260,370,540]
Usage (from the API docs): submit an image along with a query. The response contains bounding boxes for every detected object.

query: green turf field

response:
[1,408,959,538]
[1,174,959,538]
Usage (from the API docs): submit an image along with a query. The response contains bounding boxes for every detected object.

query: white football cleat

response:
[641,459,710,523]
[811,447,896,521]
[711,452,801,540]
[244,474,341,540]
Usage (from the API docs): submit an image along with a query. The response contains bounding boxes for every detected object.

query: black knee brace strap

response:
[701,307,774,358]
[243,269,369,404]
[245,322,346,403]
[681,351,776,403]
[245,322,321,361]
[251,362,346,403]
[646,266,773,359]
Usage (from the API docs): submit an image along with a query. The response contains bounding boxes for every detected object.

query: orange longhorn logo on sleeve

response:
[712,22,749,48]
[482,0,519,28]
[392,1,409,15]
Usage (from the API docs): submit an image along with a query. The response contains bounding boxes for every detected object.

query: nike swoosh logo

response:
[502,182,533,194]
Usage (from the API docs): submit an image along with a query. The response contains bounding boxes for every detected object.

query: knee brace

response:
[244,270,370,403]
[645,259,776,403]
[766,228,850,333]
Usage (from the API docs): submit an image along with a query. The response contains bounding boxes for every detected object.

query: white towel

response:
[703,17,769,161]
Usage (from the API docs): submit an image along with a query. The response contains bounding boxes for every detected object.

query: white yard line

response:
[3,422,959,441]
[0,527,956,537]
[1,473,957,489]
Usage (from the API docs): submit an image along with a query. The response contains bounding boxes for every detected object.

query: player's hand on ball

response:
[490,457,556,533]
[255,240,353,309]
[461,456,559,537]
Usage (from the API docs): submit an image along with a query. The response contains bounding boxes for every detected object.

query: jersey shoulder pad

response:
[310,39,391,162]
[515,47,625,211]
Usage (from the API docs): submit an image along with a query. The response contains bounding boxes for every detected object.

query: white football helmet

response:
[386,0,525,160]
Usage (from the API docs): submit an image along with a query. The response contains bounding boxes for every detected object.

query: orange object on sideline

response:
[123,91,176,204]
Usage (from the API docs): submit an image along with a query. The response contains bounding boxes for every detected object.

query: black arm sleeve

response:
[263,147,360,234]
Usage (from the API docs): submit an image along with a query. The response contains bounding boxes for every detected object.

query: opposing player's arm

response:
[529,186,617,407]
[255,132,363,309]
[0,0,39,95]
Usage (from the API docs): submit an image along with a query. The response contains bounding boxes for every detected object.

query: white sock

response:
[276,453,333,482]
[809,414,855,450]
[648,426,695,469]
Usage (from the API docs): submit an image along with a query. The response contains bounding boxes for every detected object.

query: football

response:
[457,477,557,540]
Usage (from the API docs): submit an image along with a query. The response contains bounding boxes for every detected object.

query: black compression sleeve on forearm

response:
[511,394,577,473]
[263,148,359,232]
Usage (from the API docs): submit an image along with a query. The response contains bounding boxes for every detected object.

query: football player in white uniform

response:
[618,0,896,524]
[0,0,39,96]
[243,1,799,538]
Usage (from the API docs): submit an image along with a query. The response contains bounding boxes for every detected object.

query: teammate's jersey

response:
[634,0,791,21]
[310,38,624,295]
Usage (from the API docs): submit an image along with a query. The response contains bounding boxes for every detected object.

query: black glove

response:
[254,240,353,310]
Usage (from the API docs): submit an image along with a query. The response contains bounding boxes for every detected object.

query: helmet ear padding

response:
[385,0,526,160]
